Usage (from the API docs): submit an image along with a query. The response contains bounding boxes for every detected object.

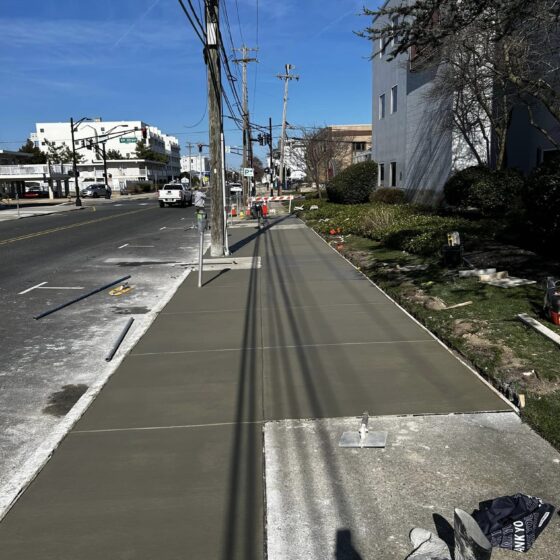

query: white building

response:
[180,155,210,175]
[372,0,560,205]
[30,119,181,188]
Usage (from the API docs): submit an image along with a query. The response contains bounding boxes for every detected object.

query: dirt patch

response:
[43,384,88,417]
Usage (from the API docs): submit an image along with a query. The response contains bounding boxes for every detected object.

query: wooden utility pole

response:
[233,46,258,201]
[205,0,225,256]
[277,64,299,194]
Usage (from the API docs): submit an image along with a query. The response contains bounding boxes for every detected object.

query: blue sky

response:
[0,0,379,165]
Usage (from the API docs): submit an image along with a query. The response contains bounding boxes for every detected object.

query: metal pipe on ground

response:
[105,317,134,361]
[34,275,132,320]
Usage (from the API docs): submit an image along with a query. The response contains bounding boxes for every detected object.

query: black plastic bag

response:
[472,493,555,553]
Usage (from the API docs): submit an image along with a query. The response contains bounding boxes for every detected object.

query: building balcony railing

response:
[0,163,73,178]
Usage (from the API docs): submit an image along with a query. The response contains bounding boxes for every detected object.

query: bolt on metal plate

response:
[339,412,387,448]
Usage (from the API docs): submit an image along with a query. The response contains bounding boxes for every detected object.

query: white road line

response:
[114,204,123,207]
[128,245,155,248]
[118,243,129,249]
[138,203,149,206]
[18,282,47,295]
[160,227,166,230]
[40,286,84,290]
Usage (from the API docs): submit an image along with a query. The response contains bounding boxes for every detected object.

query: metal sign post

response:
[196,210,207,288]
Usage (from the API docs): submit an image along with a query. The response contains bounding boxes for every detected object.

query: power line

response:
[176,0,206,44]
[234,0,245,45]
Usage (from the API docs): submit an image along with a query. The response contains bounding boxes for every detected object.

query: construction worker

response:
[193,187,206,209]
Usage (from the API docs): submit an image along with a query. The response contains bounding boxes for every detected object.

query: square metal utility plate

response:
[339,431,388,448]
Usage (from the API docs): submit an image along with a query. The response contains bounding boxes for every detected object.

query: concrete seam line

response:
[303,219,516,413]
[0,266,194,522]
[159,301,393,315]
[72,420,266,434]
[130,339,437,357]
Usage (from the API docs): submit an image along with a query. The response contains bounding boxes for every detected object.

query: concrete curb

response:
[0,261,198,522]
[303,219,516,414]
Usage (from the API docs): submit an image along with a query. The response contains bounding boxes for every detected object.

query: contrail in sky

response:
[114,0,162,47]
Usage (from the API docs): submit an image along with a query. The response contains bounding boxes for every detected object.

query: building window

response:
[353,142,366,152]
[40,128,44,133]
[379,94,386,120]
[41,141,46,146]
[391,85,398,114]
[390,162,397,187]
[101,127,105,132]
[391,16,399,46]
[378,163,385,186]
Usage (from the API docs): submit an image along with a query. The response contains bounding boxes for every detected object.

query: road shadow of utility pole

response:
[336,529,364,560]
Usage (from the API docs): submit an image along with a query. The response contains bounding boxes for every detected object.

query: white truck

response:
[158,183,193,208]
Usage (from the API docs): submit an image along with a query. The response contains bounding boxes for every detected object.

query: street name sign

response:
[120,137,137,144]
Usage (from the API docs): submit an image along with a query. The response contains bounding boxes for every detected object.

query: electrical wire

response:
[176,0,206,44]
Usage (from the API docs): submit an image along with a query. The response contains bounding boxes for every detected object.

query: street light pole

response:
[70,117,82,207]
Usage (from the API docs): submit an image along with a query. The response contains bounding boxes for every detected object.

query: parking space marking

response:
[18,282,84,295]
[118,243,130,249]
[18,282,47,295]
[40,286,84,290]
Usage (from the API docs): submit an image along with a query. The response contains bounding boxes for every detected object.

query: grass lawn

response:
[300,204,560,450]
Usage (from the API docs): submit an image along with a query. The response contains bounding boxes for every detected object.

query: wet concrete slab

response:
[263,341,507,420]
[263,302,431,348]
[265,413,560,560]
[75,349,264,431]
[131,307,262,354]
[0,423,263,560]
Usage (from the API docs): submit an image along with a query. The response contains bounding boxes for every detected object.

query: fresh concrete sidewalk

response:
[0,215,511,559]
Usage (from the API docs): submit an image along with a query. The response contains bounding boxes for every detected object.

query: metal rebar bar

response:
[105,317,134,361]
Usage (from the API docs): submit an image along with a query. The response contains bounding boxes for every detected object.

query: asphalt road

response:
[0,198,204,501]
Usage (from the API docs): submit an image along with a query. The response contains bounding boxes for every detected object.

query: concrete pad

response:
[262,278,390,307]
[75,349,264,431]
[263,260,365,282]
[0,424,263,560]
[263,303,431,348]
[265,413,560,560]
[263,342,508,420]
[131,307,262,354]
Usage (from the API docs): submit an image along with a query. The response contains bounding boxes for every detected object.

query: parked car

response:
[23,186,48,198]
[80,183,111,199]
[158,183,192,207]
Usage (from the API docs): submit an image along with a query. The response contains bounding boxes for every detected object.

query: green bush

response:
[444,166,493,207]
[468,169,524,217]
[370,187,406,205]
[524,162,560,248]
[326,161,378,204]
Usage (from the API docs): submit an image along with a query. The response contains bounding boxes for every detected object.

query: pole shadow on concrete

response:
[336,529,364,560]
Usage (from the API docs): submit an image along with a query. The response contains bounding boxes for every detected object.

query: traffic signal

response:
[287,168,291,177]
[141,127,147,140]
[266,134,272,146]
[257,134,264,146]
[198,144,203,153]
